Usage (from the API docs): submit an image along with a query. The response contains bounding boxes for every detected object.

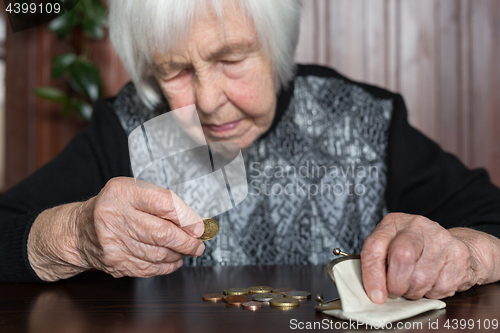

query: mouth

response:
[205,119,243,134]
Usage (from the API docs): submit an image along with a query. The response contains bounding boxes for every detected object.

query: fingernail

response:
[193,223,204,238]
[177,260,183,268]
[195,244,205,257]
[370,290,384,304]
[387,292,398,299]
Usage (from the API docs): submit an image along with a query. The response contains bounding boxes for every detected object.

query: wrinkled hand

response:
[79,177,205,278]
[361,213,500,303]
[28,177,205,281]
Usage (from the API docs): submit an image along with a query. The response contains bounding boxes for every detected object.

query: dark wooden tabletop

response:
[0,265,499,333]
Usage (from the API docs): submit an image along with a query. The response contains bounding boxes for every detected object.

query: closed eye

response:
[164,68,192,81]
[222,60,242,64]
[220,57,246,65]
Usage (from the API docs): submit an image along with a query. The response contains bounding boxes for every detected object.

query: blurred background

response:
[0,0,499,192]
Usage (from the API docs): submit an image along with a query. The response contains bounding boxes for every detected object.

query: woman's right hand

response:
[28,177,205,281]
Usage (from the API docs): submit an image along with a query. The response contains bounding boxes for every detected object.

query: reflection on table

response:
[0,265,498,333]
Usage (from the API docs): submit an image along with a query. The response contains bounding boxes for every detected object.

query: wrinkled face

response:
[151,4,276,150]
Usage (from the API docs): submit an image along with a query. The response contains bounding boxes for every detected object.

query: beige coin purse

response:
[316,250,446,326]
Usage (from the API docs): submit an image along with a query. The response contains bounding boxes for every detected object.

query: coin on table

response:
[241,301,263,311]
[283,291,311,300]
[202,293,224,302]
[315,299,342,312]
[223,287,249,296]
[248,285,273,294]
[272,287,296,294]
[269,297,300,308]
[252,293,284,302]
[224,295,249,306]
[199,217,219,241]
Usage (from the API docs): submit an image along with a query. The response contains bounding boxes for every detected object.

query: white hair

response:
[109,0,302,109]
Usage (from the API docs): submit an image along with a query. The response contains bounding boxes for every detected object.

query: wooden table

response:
[1,265,499,332]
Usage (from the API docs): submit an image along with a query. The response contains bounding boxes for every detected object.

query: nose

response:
[194,70,228,115]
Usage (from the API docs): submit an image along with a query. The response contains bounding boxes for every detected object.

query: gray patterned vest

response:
[114,70,393,266]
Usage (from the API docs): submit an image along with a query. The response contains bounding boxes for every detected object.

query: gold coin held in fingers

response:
[248,285,273,294]
[202,293,224,302]
[269,297,300,308]
[283,291,311,300]
[199,217,219,241]
[223,287,249,296]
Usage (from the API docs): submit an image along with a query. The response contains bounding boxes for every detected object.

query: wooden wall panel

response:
[329,0,365,80]
[90,37,130,97]
[459,0,472,166]
[294,0,500,186]
[491,1,500,183]
[365,0,386,85]
[469,0,500,185]
[295,0,315,62]
[437,0,461,157]
[5,25,129,190]
[399,0,437,138]
[470,0,491,175]
[4,28,38,189]
[386,0,399,92]
[35,27,81,168]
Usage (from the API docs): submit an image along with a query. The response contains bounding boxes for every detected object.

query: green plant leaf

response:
[52,53,78,78]
[82,18,105,39]
[44,0,106,123]
[83,0,107,23]
[61,100,72,117]
[81,0,107,40]
[68,59,103,102]
[34,87,68,103]
[48,9,79,39]
[70,99,93,120]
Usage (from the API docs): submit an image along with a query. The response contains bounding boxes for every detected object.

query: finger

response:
[143,259,183,278]
[403,245,444,300]
[386,230,423,298]
[458,261,477,292]
[104,256,183,279]
[129,181,178,222]
[170,191,204,227]
[133,185,204,228]
[126,238,184,264]
[182,221,205,238]
[361,222,398,304]
[129,210,205,257]
[404,269,440,300]
[103,178,179,224]
[424,261,461,299]
[425,243,474,299]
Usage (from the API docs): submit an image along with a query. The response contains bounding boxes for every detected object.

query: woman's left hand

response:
[360,213,500,303]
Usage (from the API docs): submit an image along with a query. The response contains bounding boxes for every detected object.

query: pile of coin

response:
[202,285,312,311]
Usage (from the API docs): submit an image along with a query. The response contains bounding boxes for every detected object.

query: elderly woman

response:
[1,0,500,305]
